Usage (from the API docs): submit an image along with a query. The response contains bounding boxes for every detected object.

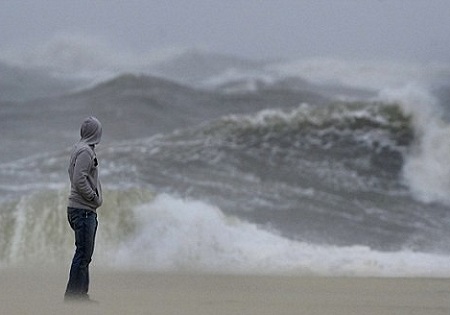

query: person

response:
[65,116,103,302]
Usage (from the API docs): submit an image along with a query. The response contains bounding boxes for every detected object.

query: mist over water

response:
[1,38,450,277]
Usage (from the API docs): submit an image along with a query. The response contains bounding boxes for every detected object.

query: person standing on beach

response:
[65,116,103,301]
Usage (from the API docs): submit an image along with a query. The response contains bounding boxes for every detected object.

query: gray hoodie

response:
[68,117,103,211]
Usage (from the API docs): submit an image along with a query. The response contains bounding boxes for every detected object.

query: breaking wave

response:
[1,189,449,278]
[1,52,450,277]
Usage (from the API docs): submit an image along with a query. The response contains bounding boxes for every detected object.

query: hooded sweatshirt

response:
[68,116,103,211]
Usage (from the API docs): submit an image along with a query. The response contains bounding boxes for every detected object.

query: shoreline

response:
[0,267,449,314]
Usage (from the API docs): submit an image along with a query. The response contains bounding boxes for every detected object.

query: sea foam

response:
[107,194,450,277]
[379,85,450,205]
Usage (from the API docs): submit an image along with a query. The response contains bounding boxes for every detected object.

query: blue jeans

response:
[65,207,98,299]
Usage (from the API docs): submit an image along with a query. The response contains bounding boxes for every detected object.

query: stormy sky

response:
[0,0,449,63]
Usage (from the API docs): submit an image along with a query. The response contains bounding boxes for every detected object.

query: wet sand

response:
[0,267,449,315]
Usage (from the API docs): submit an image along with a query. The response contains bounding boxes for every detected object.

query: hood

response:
[80,116,102,145]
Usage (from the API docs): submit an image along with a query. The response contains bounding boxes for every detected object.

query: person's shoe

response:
[64,293,98,304]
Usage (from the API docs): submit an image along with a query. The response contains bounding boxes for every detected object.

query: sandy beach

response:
[0,267,448,315]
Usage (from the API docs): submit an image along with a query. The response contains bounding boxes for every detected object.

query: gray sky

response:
[1,0,449,63]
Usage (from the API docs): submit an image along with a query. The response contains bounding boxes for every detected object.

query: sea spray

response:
[0,185,449,277]
[0,188,70,266]
[379,85,450,204]
[107,194,450,277]
[0,188,153,267]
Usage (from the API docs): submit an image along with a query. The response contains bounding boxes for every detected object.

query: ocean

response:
[1,52,450,277]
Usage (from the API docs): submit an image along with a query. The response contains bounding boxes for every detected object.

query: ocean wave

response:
[0,187,153,267]
[202,101,413,151]
[380,85,450,205]
[2,96,448,256]
[1,189,449,278]
[81,193,450,277]
[88,100,450,254]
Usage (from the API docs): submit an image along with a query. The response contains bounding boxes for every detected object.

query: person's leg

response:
[82,211,98,294]
[65,208,98,300]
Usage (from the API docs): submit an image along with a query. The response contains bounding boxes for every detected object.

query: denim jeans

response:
[65,207,98,299]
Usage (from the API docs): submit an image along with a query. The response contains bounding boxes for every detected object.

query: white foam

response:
[107,194,450,277]
[269,57,450,206]
[379,85,450,205]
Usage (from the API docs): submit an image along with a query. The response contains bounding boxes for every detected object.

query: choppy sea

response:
[1,53,450,277]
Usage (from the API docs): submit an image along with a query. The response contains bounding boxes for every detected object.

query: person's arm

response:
[72,150,97,201]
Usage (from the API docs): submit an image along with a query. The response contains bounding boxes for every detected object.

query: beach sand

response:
[0,267,449,315]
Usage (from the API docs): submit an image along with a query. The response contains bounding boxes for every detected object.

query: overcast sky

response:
[0,0,449,63]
